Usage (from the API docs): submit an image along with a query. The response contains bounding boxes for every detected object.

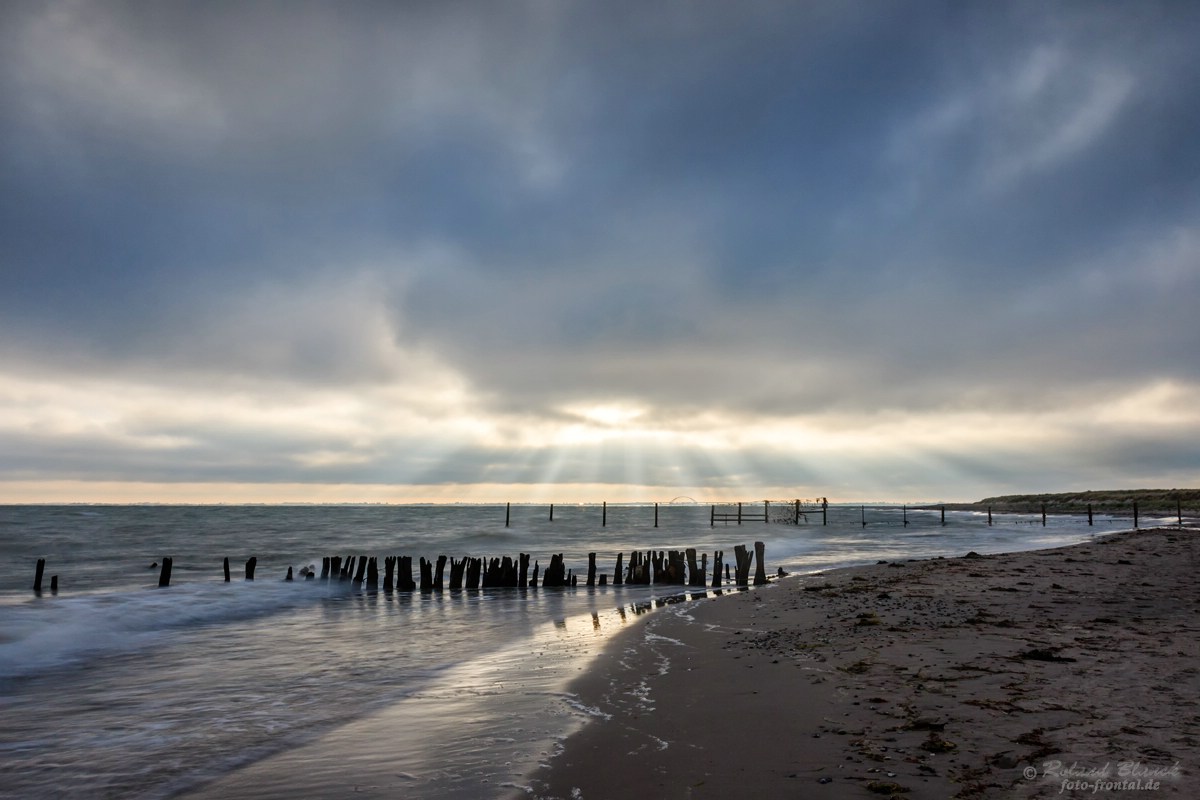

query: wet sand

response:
[526,527,1199,798]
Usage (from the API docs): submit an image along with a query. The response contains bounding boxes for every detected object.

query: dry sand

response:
[526,527,1199,799]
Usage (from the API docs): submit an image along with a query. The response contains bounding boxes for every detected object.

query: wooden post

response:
[711,550,723,588]
[418,557,433,592]
[549,503,554,522]
[367,557,379,589]
[764,500,769,523]
[449,557,466,590]
[753,541,767,586]
[614,552,624,585]
[903,504,908,527]
[733,544,752,586]
[158,557,172,587]
[1178,497,1183,528]
[586,552,597,586]
[940,505,945,526]
[1041,503,1046,527]
[861,505,866,528]
[822,497,828,526]
[434,555,446,590]
[710,504,715,527]
[354,556,368,585]
[50,575,58,593]
[654,502,659,528]
[686,548,702,587]
[506,502,510,527]
[602,501,607,527]
[1133,501,1139,529]
[34,558,45,593]
[737,502,743,524]
[285,566,294,582]
[987,506,992,526]
[398,557,415,591]
[245,557,257,581]
[794,498,800,524]
[1087,503,1093,526]
[225,557,232,582]
[531,560,540,588]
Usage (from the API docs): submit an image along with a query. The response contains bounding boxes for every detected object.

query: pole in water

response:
[1133,501,1138,529]
[549,503,554,522]
[158,557,173,587]
[1178,497,1183,528]
[822,497,828,526]
[987,506,992,526]
[506,502,510,528]
[1041,503,1046,527]
[223,557,231,582]
[602,501,607,527]
[940,505,945,526]
[245,557,257,581]
[861,505,866,527]
[33,558,45,593]
[1088,503,1093,526]
[903,505,908,527]
[654,502,658,528]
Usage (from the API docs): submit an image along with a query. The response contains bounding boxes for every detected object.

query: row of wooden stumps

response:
[312,542,769,591]
[33,542,772,592]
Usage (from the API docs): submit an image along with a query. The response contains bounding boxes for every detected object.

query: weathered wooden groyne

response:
[29,542,775,593]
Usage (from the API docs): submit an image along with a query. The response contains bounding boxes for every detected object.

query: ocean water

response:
[0,503,1140,799]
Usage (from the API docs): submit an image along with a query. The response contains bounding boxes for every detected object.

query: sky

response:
[1,0,1198,505]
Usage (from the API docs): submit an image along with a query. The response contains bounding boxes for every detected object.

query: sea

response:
[0,502,1144,799]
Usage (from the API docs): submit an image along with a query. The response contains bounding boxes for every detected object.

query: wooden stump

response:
[366,557,379,589]
[33,558,45,593]
[519,553,530,589]
[353,556,369,585]
[224,557,231,583]
[753,541,767,586]
[586,552,597,586]
[711,550,723,588]
[434,555,447,591]
[398,556,416,591]
[245,556,257,581]
[449,557,466,590]
[419,557,433,593]
[733,544,751,586]
[614,552,624,586]
[686,548,702,587]
[285,566,294,582]
[158,557,173,587]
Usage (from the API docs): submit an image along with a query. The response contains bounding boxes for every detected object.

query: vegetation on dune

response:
[961,489,1199,514]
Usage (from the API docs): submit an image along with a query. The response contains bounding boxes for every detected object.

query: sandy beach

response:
[527,527,1198,798]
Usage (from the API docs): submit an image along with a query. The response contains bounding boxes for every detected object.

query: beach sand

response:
[527,527,1199,798]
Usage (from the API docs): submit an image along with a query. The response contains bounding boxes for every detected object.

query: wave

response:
[0,580,339,680]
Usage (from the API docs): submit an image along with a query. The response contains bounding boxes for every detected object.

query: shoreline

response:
[525,527,1198,798]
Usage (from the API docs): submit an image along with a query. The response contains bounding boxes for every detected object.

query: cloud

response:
[0,1,1198,501]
